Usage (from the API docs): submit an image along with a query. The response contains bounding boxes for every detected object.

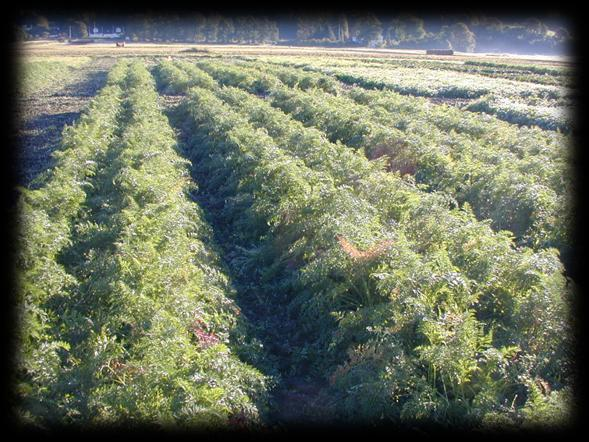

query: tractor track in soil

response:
[161,96,338,428]
[14,57,117,187]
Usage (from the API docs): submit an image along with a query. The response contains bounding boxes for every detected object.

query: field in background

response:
[17,40,573,65]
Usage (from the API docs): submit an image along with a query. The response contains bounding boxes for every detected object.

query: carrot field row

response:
[154,58,573,426]
[250,56,574,132]
[186,59,573,258]
[16,60,268,427]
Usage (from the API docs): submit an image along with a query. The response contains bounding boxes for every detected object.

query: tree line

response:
[17,12,572,54]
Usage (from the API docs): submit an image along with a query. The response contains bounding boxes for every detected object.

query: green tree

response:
[139,17,155,41]
[205,14,221,42]
[259,18,279,43]
[296,15,318,40]
[386,15,426,45]
[524,17,548,37]
[337,14,350,42]
[234,16,260,43]
[351,14,383,45]
[35,15,49,30]
[445,22,477,52]
[194,13,207,42]
[16,25,29,41]
[74,21,89,38]
[218,17,234,42]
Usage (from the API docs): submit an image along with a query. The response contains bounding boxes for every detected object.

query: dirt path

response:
[267,376,337,428]
[160,96,339,429]
[15,57,116,187]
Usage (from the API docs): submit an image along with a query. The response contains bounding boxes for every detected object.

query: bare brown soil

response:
[158,94,186,111]
[268,377,336,427]
[15,57,116,187]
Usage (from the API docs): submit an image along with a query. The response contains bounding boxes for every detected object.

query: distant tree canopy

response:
[73,21,89,39]
[16,12,572,54]
[444,22,477,52]
[350,14,383,44]
[385,15,427,45]
[35,15,50,30]
[122,15,279,43]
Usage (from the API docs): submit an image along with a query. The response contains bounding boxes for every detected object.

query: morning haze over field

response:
[11,10,576,432]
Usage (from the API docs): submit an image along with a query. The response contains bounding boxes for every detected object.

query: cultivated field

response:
[14,42,576,430]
